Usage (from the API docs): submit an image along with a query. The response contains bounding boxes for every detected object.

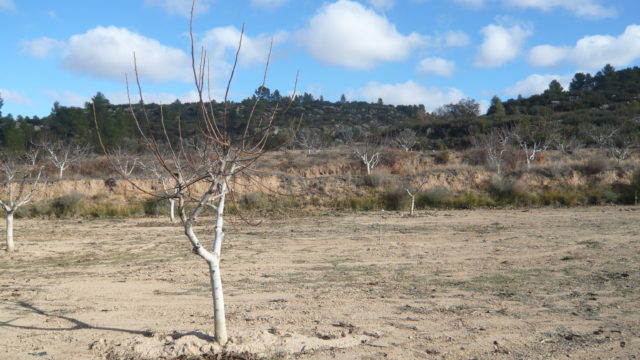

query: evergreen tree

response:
[487,96,506,116]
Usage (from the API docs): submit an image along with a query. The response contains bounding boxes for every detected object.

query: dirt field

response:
[1,207,639,359]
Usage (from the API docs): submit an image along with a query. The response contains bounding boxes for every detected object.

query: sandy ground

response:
[1,207,639,359]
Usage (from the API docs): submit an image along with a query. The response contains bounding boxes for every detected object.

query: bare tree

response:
[405,176,429,216]
[511,123,553,170]
[95,1,298,345]
[24,147,41,167]
[110,145,140,177]
[393,129,417,152]
[42,140,89,179]
[588,125,618,148]
[555,135,585,155]
[607,135,635,163]
[0,153,45,252]
[296,128,324,155]
[474,128,511,175]
[344,131,383,175]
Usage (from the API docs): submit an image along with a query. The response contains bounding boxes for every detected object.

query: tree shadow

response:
[2,300,215,341]
[0,300,155,337]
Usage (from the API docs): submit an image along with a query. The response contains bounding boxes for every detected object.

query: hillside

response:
[0,65,639,152]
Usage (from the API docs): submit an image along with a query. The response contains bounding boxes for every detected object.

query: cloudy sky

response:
[1,0,639,117]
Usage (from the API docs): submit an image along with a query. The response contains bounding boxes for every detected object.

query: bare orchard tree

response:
[42,140,89,179]
[0,153,45,252]
[555,134,585,155]
[473,128,511,175]
[296,128,325,155]
[405,176,429,216]
[511,122,554,170]
[344,130,383,175]
[588,125,618,148]
[393,129,418,152]
[140,142,203,223]
[96,1,299,345]
[24,147,41,167]
[110,145,140,177]
[607,135,636,163]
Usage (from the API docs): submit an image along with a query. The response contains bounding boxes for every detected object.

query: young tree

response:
[511,122,554,170]
[42,140,89,179]
[0,152,45,252]
[474,128,510,175]
[588,125,618,148]
[405,177,429,216]
[607,135,636,163]
[296,128,324,155]
[344,131,383,175]
[97,1,298,344]
[110,145,140,178]
[393,129,418,152]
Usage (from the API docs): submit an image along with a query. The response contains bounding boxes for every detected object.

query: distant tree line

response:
[0,64,638,152]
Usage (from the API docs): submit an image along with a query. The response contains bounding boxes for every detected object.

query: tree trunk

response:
[410,195,415,216]
[209,260,227,344]
[169,198,175,223]
[6,213,14,252]
[210,180,229,345]
[58,167,64,179]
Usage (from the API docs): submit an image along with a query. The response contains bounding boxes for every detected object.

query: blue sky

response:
[1,0,639,118]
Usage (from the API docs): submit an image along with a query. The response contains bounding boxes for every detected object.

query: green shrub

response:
[416,187,449,207]
[581,155,611,175]
[539,188,581,206]
[52,192,84,218]
[448,193,494,209]
[584,186,619,205]
[434,151,450,165]
[143,198,171,215]
[486,176,536,205]
[240,192,266,210]
[381,187,410,211]
[363,172,388,187]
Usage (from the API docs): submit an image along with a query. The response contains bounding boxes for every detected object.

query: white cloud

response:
[443,30,470,47]
[21,37,65,58]
[144,0,211,17]
[202,26,288,68]
[527,44,570,67]
[528,25,640,70]
[61,26,191,83]
[48,10,58,19]
[0,89,33,105]
[299,0,425,70]
[417,57,456,76]
[0,0,15,11]
[504,73,572,97]
[360,80,465,111]
[366,0,396,10]
[45,90,89,107]
[105,90,201,105]
[475,23,532,67]
[503,0,616,19]
[250,0,288,8]
[454,0,487,7]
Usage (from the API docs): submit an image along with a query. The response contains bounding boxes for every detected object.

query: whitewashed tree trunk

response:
[169,198,175,223]
[6,213,14,253]
[210,180,228,344]
[409,195,415,216]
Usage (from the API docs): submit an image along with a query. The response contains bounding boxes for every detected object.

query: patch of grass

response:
[578,240,603,249]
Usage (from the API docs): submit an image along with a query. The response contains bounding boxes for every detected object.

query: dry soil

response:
[1,207,639,359]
